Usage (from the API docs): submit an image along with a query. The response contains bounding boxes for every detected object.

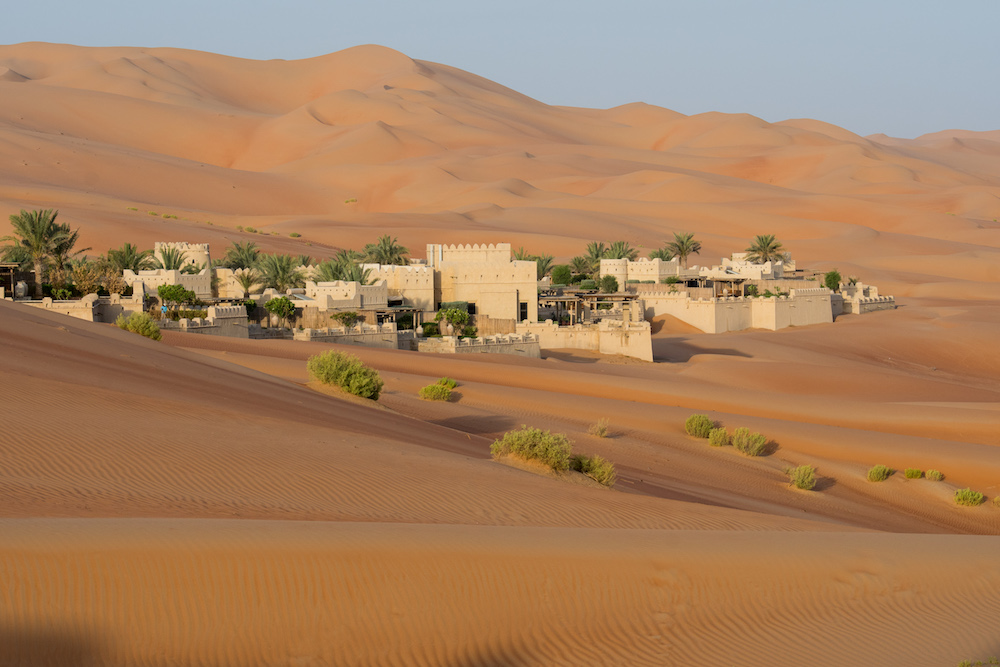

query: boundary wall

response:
[642,289,833,333]
[417,333,540,358]
[517,320,653,362]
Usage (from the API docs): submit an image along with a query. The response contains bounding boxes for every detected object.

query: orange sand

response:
[1,42,999,665]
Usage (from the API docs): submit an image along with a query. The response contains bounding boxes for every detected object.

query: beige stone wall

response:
[517,320,653,362]
[438,262,537,322]
[304,280,388,310]
[600,257,682,284]
[427,243,513,266]
[642,289,833,334]
[154,242,211,271]
[124,269,212,301]
[364,264,435,313]
[417,333,541,358]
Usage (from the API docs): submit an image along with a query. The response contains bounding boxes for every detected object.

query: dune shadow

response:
[540,350,599,364]
[813,474,837,492]
[429,414,518,438]
[651,337,753,363]
[0,626,105,666]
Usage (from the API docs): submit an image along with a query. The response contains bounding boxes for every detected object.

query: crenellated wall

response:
[641,289,833,333]
[304,280,388,310]
[599,257,683,284]
[123,268,213,300]
[154,241,211,270]
[417,333,541,358]
[426,243,513,267]
[362,264,435,312]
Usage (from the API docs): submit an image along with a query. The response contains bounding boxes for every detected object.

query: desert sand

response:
[1,42,999,665]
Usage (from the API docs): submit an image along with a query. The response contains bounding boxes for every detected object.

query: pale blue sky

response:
[3,0,996,138]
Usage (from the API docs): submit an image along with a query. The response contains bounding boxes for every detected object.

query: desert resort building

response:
[2,240,893,362]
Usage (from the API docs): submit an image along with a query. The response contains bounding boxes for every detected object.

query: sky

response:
[2,0,997,138]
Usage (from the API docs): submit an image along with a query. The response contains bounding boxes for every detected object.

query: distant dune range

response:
[2,43,1000,665]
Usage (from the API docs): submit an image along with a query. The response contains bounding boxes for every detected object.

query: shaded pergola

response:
[0,263,22,298]
[538,291,642,326]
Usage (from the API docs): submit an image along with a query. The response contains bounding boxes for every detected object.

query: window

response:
[467,303,477,315]
[519,302,528,321]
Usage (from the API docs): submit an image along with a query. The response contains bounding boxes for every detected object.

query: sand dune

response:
[2,42,1000,664]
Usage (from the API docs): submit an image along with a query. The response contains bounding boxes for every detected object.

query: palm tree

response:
[585,241,607,274]
[50,222,90,271]
[569,255,591,276]
[605,240,639,261]
[341,262,373,285]
[2,209,69,298]
[534,254,554,280]
[220,241,260,270]
[745,235,785,264]
[295,254,312,267]
[665,232,701,269]
[314,259,343,283]
[154,247,188,270]
[258,253,305,292]
[363,235,408,265]
[107,243,155,273]
[512,246,533,261]
[234,268,261,297]
[648,247,674,261]
[181,261,206,275]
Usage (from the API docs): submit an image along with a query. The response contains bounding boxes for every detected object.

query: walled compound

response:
[600,251,894,335]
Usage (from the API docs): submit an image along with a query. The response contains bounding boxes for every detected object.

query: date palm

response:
[584,241,607,274]
[648,247,674,261]
[258,253,305,292]
[234,268,261,297]
[220,241,260,270]
[107,242,155,273]
[512,246,533,261]
[569,255,591,276]
[745,234,785,264]
[51,222,90,271]
[2,208,69,297]
[605,240,639,261]
[665,232,701,269]
[534,254,554,280]
[363,235,408,265]
[154,247,188,270]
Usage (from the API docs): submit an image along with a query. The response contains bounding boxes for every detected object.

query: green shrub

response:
[904,468,923,479]
[307,350,383,400]
[954,488,985,507]
[570,454,617,487]
[685,414,714,438]
[331,311,360,328]
[588,418,609,438]
[867,465,893,482]
[926,469,944,481]
[421,322,440,337]
[419,383,452,401]
[745,284,759,297]
[289,232,301,238]
[708,427,729,447]
[244,226,257,233]
[437,377,457,389]
[345,198,357,204]
[490,426,572,471]
[579,279,597,290]
[599,275,619,293]
[173,309,208,320]
[115,312,162,341]
[824,269,842,291]
[787,465,817,490]
[550,265,572,285]
[732,427,768,456]
[958,658,1000,667]
[126,206,138,211]
[461,325,477,338]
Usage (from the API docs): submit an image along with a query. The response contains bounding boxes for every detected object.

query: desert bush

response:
[331,311,360,328]
[289,232,301,238]
[786,465,817,490]
[708,427,730,447]
[437,377,457,389]
[307,350,383,400]
[490,426,572,471]
[244,226,257,233]
[731,427,768,456]
[867,465,893,482]
[926,469,944,481]
[958,659,1000,667]
[904,468,923,479]
[419,383,452,401]
[115,312,161,341]
[588,418,609,438]
[685,414,714,438]
[954,488,985,507]
[570,454,617,487]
